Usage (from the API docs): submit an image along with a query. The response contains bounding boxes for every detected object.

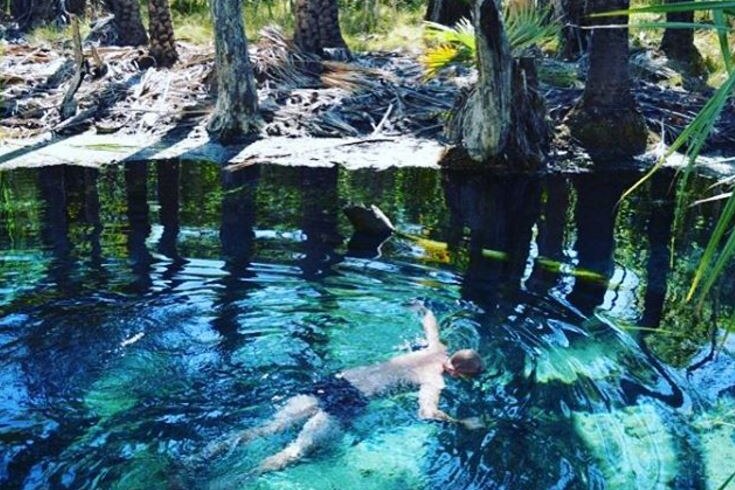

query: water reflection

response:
[640,171,676,329]
[156,161,183,267]
[213,166,258,353]
[442,173,541,308]
[124,163,153,293]
[0,162,734,489]
[299,167,343,279]
[566,174,629,315]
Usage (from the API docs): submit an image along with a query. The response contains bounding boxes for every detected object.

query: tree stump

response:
[566,0,648,159]
[207,0,260,143]
[444,0,550,171]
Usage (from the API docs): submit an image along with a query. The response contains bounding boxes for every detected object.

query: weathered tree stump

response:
[444,0,550,171]
[566,0,648,159]
[207,0,260,143]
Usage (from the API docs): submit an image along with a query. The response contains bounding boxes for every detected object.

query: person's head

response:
[444,349,484,378]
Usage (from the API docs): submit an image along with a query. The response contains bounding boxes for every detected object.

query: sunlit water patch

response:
[0,163,734,489]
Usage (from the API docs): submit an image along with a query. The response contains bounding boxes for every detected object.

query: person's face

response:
[443,358,459,377]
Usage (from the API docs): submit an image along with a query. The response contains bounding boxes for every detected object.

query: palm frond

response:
[421,4,559,78]
[592,1,735,17]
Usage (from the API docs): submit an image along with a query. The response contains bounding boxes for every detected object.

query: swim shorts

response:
[310,375,368,422]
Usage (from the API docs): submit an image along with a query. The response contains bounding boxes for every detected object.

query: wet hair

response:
[449,349,484,376]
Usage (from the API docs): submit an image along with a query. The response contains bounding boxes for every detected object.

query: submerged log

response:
[444,0,549,171]
[344,204,607,282]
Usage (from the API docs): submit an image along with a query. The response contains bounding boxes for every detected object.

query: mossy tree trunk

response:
[660,0,703,70]
[425,0,472,26]
[566,0,647,158]
[207,0,260,143]
[554,0,589,59]
[104,0,148,46]
[148,0,178,67]
[294,0,351,59]
[445,0,549,170]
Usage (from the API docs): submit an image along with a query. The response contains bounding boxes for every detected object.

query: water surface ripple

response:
[0,163,734,489]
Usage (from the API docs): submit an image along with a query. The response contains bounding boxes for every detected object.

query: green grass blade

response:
[592,1,735,17]
[694,199,735,305]
[717,470,735,490]
[582,22,731,32]
[621,70,735,203]
[713,9,733,73]
[688,192,735,302]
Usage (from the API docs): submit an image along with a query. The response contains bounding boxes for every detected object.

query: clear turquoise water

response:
[0,163,733,489]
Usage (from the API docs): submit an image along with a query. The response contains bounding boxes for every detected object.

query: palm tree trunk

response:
[148,0,178,67]
[444,0,549,169]
[66,0,86,16]
[294,0,322,55]
[566,0,647,158]
[660,0,703,69]
[207,0,260,143]
[554,0,589,59]
[10,0,60,30]
[425,0,471,25]
[318,0,349,55]
[104,0,148,46]
[294,0,350,59]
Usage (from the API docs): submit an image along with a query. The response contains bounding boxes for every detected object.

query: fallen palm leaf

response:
[343,204,607,284]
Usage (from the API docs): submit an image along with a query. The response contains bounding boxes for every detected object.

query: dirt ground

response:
[2,26,735,173]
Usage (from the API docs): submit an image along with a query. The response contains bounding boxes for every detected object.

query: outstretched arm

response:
[418,306,441,350]
[418,380,486,430]
[418,379,451,422]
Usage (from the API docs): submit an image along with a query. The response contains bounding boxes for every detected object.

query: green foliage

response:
[615,1,735,315]
[421,4,559,78]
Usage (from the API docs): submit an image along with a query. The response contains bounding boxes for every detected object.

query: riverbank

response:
[3,27,735,176]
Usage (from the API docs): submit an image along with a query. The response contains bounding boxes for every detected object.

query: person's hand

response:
[408,298,429,315]
[457,416,486,431]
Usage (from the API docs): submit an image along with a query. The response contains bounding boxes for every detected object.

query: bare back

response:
[340,346,447,397]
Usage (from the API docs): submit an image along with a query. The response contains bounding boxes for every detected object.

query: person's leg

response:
[257,410,342,473]
[203,394,320,459]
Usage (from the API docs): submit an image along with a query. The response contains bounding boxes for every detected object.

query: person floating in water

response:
[204,302,485,473]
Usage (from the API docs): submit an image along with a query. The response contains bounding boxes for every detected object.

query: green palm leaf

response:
[421,4,558,78]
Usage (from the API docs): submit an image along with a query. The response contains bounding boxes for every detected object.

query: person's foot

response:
[201,430,254,460]
[256,446,299,474]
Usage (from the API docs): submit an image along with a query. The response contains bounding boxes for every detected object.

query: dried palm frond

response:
[252,26,321,89]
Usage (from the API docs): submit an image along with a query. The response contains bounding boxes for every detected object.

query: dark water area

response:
[0,162,734,489]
